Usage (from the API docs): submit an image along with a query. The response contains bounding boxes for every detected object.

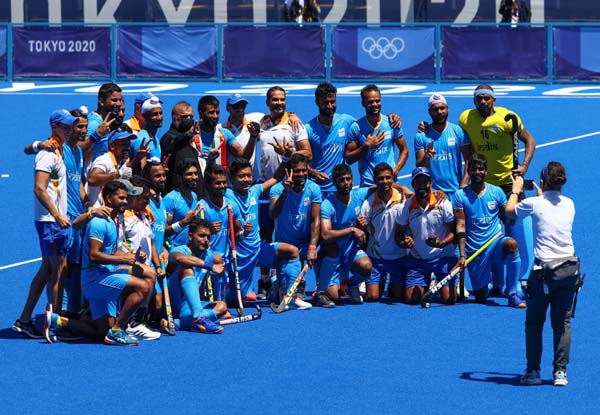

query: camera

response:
[524,179,534,191]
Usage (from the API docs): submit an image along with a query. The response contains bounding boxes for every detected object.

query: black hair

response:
[287,153,307,169]
[266,86,286,101]
[373,162,393,178]
[468,153,488,170]
[229,158,252,178]
[176,158,200,177]
[332,164,352,181]
[542,161,567,190]
[360,84,380,102]
[204,163,227,184]
[315,82,337,101]
[102,180,127,200]
[98,82,122,101]
[198,95,220,113]
[189,218,211,234]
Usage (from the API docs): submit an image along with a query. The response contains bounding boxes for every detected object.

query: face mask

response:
[416,188,429,199]
[177,117,194,133]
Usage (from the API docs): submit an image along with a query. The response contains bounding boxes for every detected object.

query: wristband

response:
[202,255,215,271]
[308,244,317,251]
[510,191,519,196]
[32,141,41,153]
[171,221,182,233]
[456,232,466,240]
[238,230,246,240]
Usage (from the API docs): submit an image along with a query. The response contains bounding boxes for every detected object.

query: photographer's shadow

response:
[460,371,551,386]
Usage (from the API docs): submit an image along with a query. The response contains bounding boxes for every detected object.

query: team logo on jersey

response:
[487,201,496,210]
[491,124,501,134]
[250,196,257,206]
[448,137,456,146]
[338,127,345,137]
[304,197,310,206]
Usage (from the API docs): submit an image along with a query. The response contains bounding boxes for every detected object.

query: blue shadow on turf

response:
[460,371,553,386]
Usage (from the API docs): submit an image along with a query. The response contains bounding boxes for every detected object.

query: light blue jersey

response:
[81,216,119,270]
[270,180,322,250]
[225,185,262,261]
[353,114,403,187]
[305,114,359,192]
[148,196,167,255]
[63,143,86,263]
[87,112,109,162]
[198,196,241,257]
[130,129,161,161]
[414,122,466,194]
[164,189,198,248]
[452,183,506,253]
[321,187,370,258]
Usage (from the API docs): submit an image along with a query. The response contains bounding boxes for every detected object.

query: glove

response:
[118,164,132,179]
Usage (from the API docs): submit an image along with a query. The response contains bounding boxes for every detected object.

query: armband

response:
[32,141,41,153]
[202,255,215,271]
[456,232,466,240]
[171,221,182,233]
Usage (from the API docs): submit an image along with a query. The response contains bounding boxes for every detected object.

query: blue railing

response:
[1,22,599,83]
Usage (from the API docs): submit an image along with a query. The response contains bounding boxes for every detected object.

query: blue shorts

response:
[235,241,279,296]
[467,236,507,291]
[369,257,406,286]
[82,267,131,320]
[35,221,71,257]
[404,255,458,288]
[316,248,367,289]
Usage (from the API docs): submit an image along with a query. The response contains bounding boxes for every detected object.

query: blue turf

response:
[0,82,598,414]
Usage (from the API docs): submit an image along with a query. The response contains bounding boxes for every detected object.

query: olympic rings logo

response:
[361,36,405,60]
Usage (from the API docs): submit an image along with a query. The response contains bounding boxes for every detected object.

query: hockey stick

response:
[270,264,310,314]
[504,112,519,169]
[458,270,466,302]
[421,231,503,308]
[160,261,176,336]
[198,205,214,302]
[227,205,245,316]
[220,305,262,325]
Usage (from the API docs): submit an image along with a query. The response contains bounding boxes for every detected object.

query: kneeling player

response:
[44,180,157,346]
[168,218,230,334]
[395,167,457,305]
[318,164,372,306]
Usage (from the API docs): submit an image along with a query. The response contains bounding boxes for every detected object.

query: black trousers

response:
[524,269,576,372]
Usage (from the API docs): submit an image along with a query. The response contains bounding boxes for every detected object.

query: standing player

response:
[13,109,77,338]
[168,218,228,334]
[459,84,536,287]
[130,95,164,171]
[395,167,457,305]
[269,153,321,309]
[415,93,470,196]
[318,164,372,306]
[358,163,407,301]
[197,164,243,303]
[87,82,125,163]
[305,82,359,193]
[346,84,409,187]
[164,159,201,248]
[227,158,303,301]
[453,154,524,307]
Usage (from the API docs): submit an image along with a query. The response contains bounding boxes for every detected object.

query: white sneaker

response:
[553,370,568,387]
[358,281,366,298]
[347,285,363,304]
[126,322,161,341]
[288,295,312,310]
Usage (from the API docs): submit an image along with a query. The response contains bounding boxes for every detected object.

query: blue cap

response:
[135,91,162,105]
[107,129,136,144]
[226,93,248,107]
[411,167,431,180]
[49,109,79,126]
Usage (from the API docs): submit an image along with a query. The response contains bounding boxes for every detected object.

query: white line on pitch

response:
[1,174,9,178]
[0,257,42,271]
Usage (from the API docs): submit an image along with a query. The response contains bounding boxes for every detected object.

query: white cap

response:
[141,96,163,114]
[428,93,447,108]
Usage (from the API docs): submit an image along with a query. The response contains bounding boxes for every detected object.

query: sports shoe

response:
[488,284,504,298]
[12,319,43,339]
[44,306,61,343]
[126,322,161,340]
[508,292,526,309]
[347,285,364,304]
[553,370,568,386]
[257,279,271,300]
[297,279,307,297]
[245,291,257,301]
[192,317,224,334]
[288,295,312,310]
[315,293,335,308]
[104,328,139,346]
[520,369,542,385]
